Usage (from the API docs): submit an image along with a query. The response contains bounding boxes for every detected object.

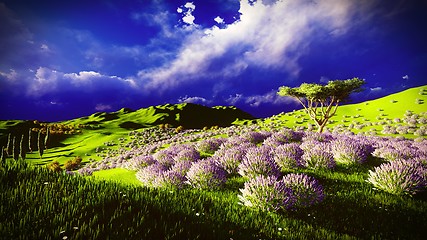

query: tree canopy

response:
[277,78,365,133]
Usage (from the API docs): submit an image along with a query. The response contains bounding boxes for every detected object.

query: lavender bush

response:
[302,147,335,169]
[238,146,281,179]
[213,146,246,174]
[153,149,175,168]
[282,173,324,209]
[367,159,427,195]
[196,138,225,154]
[172,145,200,163]
[238,175,293,211]
[158,170,187,189]
[136,164,167,188]
[124,155,157,170]
[330,138,369,165]
[186,159,227,190]
[273,143,304,170]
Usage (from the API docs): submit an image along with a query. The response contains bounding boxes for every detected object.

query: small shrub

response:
[124,155,157,170]
[282,173,324,209]
[273,143,304,170]
[136,164,167,188]
[213,146,246,174]
[196,138,225,154]
[331,138,369,165]
[64,157,82,171]
[367,159,426,195]
[158,170,187,189]
[238,147,281,178]
[302,148,335,169]
[47,161,62,172]
[186,159,227,190]
[238,175,293,211]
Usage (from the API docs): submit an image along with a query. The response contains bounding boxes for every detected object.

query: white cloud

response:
[138,0,370,93]
[402,75,409,80]
[179,2,197,25]
[178,96,210,105]
[95,104,113,111]
[0,69,18,82]
[26,67,137,97]
[226,90,298,107]
[370,87,382,92]
[214,16,224,24]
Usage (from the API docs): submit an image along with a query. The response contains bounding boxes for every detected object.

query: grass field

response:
[1,85,427,239]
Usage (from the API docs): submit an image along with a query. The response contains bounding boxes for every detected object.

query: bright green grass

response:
[253,85,427,137]
[92,168,142,186]
[2,157,427,239]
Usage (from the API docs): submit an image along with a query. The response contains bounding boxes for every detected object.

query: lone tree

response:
[277,78,365,133]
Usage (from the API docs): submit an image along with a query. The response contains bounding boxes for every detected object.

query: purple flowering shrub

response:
[213,146,246,174]
[282,173,324,209]
[238,175,293,211]
[170,160,193,176]
[372,140,420,161]
[330,138,369,165]
[367,159,427,195]
[172,145,200,162]
[158,170,187,189]
[238,146,281,178]
[124,155,157,170]
[241,131,269,144]
[153,149,175,168]
[273,143,304,170]
[136,164,168,188]
[302,146,335,169]
[196,138,225,154]
[186,159,227,190]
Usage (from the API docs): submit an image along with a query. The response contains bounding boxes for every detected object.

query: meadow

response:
[1,85,427,239]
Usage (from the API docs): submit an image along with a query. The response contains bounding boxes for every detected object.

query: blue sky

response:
[1,0,426,121]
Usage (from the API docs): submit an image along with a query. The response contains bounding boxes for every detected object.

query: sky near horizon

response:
[1,0,426,121]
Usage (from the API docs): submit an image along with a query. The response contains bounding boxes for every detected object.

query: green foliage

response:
[47,160,62,172]
[64,156,83,171]
[278,78,365,132]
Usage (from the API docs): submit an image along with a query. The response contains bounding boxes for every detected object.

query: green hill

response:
[0,103,254,165]
[239,85,427,138]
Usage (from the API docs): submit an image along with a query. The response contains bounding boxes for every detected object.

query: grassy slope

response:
[0,103,253,166]
[255,85,427,137]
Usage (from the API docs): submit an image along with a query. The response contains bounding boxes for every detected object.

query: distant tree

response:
[20,134,26,161]
[278,78,365,133]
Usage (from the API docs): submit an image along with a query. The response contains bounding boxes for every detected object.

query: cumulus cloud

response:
[178,96,210,105]
[214,16,224,24]
[370,87,383,92]
[26,67,137,97]
[226,90,298,107]
[138,0,373,93]
[178,2,197,25]
[95,104,113,111]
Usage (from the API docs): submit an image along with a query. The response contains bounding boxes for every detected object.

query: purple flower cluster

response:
[330,138,369,165]
[273,143,304,170]
[367,159,427,195]
[123,155,156,170]
[372,139,420,161]
[136,164,168,188]
[238,146,281,179]
[302,147,335,169]
[213,146,247,174]
[196,138,225,154]
[238,175,293,211]
[282,173,324,209]
[186,159,227,190]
